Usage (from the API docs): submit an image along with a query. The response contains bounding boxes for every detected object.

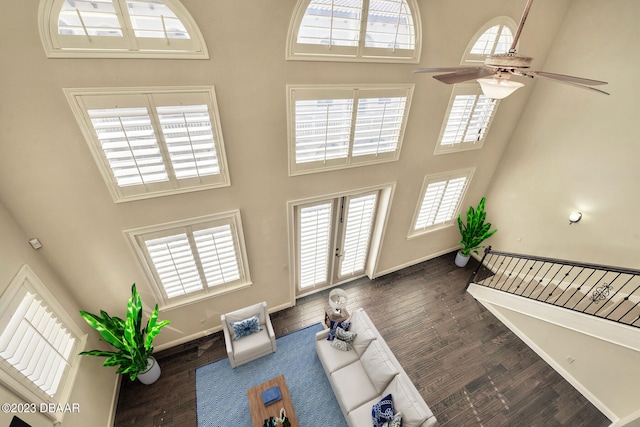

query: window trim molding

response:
[408,168,475,238]
[64,86,231,203]
[0,265,87,424]
[124,211,252,309]
[287,83,414,176]
[286,0,422,63]
[38,0,209,59]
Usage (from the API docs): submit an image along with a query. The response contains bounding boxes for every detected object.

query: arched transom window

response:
[462,17,516,64]
[287,0,421,62]
[38,0,208,58]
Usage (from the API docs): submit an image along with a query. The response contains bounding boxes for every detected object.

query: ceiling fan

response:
[413,0,609,98]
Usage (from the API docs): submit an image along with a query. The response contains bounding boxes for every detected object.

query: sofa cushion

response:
[327,320,350,341]
[316,339,360,372]
[383,412,403,427]
[372,393,394,427]
[382,375,434,427]
[331,362,379,412]
[361,340,399,393]
[352,327,376,355]
[331,337,353,351]
[335,326,356,343]
[230,314,260,340]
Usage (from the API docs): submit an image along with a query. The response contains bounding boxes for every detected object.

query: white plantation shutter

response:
[412,170,474,233]
[298,203,333,288]
[290,85,412,174]
[67,87,230,201]
[436,85,497,154]
[289,0,419,61]
[156,104,220,179]
[295,99,353,164]
[339,194,377,276]
[0,291,76,398]
[145,233,203,298]
[414,181,446,230]
[130,212,250,304]
[193,225,241,287]
[440,94,497,146]
[353,97,406,156]
[58,0,123,37]
[88,107,168,186]
[126,0,190,39]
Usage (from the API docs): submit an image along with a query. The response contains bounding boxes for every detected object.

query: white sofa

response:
[315,308,437,427]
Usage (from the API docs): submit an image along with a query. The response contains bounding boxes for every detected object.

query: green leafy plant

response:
[457,197,497,257]
[79,284,170,381]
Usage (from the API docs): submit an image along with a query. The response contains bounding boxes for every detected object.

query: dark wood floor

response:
[114,253,611,426]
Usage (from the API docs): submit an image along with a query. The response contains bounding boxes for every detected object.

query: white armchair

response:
[221,301,276,368]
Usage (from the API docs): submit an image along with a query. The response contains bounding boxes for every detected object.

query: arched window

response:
[38,0,208,58]
[287,0,421,63]
[461,17,517,64]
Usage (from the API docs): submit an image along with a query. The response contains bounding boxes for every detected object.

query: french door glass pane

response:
[340,194,377,276]
[299,203,332,288]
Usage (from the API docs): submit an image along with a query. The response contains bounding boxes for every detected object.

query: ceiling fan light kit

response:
[413,0,609,98]
[477,77,525,100]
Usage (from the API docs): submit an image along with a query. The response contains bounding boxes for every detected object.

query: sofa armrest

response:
[316,328,330,341]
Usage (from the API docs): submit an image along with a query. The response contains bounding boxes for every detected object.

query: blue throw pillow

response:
[372,394,394,427]
[327,320,350,341]
[230,314,260,340]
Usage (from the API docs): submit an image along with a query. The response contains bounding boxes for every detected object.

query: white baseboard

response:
[372,245,461,278]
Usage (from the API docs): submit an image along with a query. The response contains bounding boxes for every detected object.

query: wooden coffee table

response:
[247,375,298,427]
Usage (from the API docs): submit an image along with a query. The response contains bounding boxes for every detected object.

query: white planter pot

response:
[137,356,161,385]
[455,251,470,267]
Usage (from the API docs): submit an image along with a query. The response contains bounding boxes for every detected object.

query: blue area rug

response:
[196,323,348,426]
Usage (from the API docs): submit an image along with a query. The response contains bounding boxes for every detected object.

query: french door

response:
[295,191,378,295]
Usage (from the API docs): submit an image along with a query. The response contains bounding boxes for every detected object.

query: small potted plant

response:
[79,284,170,384]
[456,197,497,267]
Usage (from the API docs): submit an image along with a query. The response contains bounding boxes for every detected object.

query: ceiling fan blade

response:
[433,68,495,84]
[525,70,608,86]
[524,72,610,95]
[413,67,474,74]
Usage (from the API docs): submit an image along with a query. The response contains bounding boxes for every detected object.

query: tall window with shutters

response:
[39,0,209,59]
[0,266,85,423]
[287,0,421,62]
[65,87,230,202]
[125,211,251,306]
[288,84,413,175]
[410,168,475,236]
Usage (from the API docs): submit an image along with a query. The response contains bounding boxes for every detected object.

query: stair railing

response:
[466,246,640,328]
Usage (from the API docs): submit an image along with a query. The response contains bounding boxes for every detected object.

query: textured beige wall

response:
[0,202,117,427]
[485,0,640,269]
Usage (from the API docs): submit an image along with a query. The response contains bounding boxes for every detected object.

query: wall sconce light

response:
[568,212,582,224]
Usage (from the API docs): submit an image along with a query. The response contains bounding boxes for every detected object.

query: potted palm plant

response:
[79,284,170,384]
[456,197,497,267]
